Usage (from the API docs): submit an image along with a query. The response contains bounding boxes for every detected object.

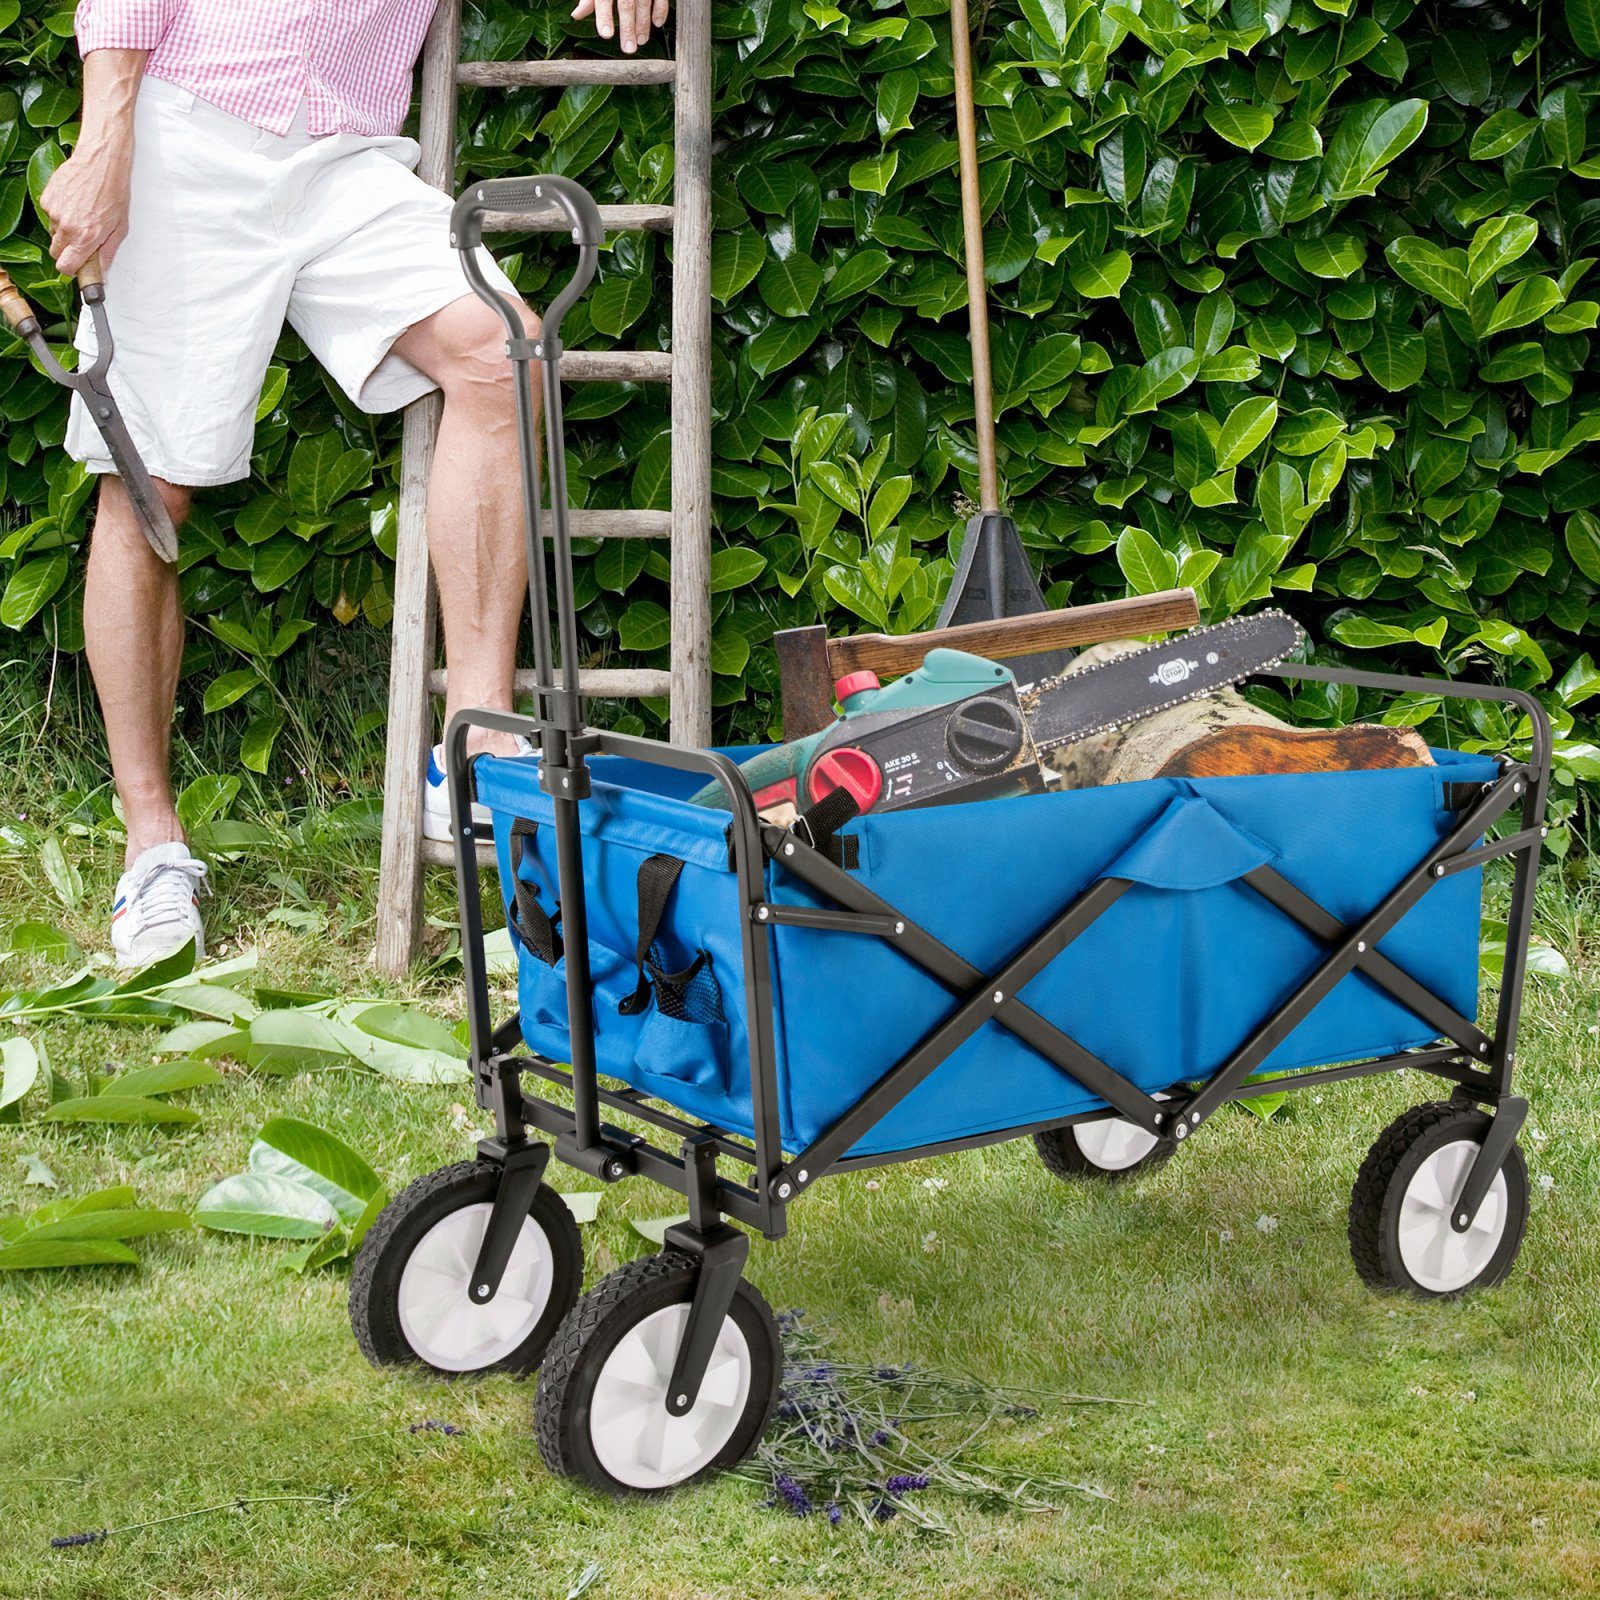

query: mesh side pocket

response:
[646,945,724,1025]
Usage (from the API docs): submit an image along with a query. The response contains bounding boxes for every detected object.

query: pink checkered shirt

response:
[75,1,441,137]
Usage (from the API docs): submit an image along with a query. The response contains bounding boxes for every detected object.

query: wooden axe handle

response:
[830,589,1201,681]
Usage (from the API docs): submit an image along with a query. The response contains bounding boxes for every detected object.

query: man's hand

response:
[572,0,670,56]
[41,46,146,280]
[42,142,133,277]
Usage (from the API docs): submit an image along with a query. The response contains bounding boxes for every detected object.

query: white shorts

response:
[67,77,517,487]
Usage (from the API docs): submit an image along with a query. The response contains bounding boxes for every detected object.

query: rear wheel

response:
[1034,1112,1175,1182]
[350,1161,583,1375]
[1349,1102,1529,1298]
[535,1251,780,1494]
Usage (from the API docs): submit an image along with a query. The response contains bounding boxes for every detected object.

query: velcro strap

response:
[507,818,562,967]
[618,852,687,1015]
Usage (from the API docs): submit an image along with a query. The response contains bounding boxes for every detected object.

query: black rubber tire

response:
[1033,1120,1176,1183]
[535,1251,781,1495]
[1348,1101,1529,1299]
[349,1160,583,1375]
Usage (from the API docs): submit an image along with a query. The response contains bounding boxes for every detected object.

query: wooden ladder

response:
[374,0,713,975]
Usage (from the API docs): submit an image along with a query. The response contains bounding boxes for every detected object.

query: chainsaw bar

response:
[1020,610,1305,750]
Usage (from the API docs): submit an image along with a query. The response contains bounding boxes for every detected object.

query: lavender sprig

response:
[51,1490,346,1552]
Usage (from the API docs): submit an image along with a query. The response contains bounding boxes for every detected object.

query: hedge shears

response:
[0,254,178,562]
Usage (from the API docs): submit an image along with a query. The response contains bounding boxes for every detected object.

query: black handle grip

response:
[449,175,606,251]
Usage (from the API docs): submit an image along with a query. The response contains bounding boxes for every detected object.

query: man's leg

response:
[82,473,192,866]
[390,294,537,759]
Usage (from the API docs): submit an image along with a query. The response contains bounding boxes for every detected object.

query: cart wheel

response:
[1348,1102,1529,1299]
[1034,1113,1175,1183]
[535,1251,781,1495]
[350,1161,583,1375]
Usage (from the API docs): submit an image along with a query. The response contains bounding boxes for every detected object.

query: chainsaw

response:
[690,610,1305,815]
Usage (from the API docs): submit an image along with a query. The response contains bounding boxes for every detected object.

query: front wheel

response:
[535,1251,781,1494]
[350,1161,584,1375]
[1348,1102,1529,1299]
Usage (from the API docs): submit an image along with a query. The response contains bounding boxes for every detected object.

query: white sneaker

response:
[422,738,534,842]
[111,842,208,971]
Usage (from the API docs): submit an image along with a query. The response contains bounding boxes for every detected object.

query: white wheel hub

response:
[398,1202,554,1371]
[589,1303,753,1490]
[1397,1139,1508,1293]
[1074,1114,1161,1172]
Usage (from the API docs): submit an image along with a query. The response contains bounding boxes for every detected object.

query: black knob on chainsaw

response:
[943,696,1025,773]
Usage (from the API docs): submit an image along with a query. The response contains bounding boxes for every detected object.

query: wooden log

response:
[1043,640,1433,787]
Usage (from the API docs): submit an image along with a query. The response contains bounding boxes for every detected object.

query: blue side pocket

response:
[632,949,732,1091]
[520,940,639,1044]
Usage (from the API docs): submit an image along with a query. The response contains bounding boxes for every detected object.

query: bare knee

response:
[90,475,191,559]
[432,300,541,415]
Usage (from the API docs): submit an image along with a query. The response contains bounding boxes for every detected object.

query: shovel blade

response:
[936,512,1072,682]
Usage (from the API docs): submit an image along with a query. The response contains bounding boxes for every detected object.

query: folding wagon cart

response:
[350,177,1554,1496]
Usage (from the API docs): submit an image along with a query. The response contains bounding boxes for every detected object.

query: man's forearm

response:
[78,48,147,155]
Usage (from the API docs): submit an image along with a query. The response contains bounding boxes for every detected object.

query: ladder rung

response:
[457,59,677,88]
[487,203,673,235]
[562,351,672,383]
[421,837,496,868]
[560,508,670,539]
[427,667,673,698]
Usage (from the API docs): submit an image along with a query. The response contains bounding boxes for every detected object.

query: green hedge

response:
[2,0,1598,834]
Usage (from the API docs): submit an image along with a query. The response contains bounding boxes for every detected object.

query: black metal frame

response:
[443,175,1553,1409]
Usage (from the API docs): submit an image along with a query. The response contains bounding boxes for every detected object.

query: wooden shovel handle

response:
[0,265,38,334]
[830,590,1202,682]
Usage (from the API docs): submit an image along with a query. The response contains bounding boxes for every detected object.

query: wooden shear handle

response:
[0,265,38,335]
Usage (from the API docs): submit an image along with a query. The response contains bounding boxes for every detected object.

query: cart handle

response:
[450,175,603,345]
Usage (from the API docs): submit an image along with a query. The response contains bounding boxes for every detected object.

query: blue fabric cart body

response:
[476,748,1496,1161]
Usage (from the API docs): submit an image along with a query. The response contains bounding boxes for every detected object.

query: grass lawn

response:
[2,688,1598,1598]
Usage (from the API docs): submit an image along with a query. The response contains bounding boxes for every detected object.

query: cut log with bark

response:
[1043,640,1433,789]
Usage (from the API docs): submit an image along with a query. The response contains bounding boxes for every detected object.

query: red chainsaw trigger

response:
[806,746,883,812]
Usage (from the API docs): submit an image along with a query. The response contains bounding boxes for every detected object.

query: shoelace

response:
[124,853,208,933]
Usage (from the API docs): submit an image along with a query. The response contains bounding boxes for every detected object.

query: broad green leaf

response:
[1216,397,1278,469]
[1205,103,1275,151]
[246,1008,350,1072]
[106,1059,224,1098]
[1470,110,1536,161]
[1069,250,1132,298]
[1,553,69,629]
[0,1238,139,1271]
[1385,237,1469,309]
[1125,347,1200,413]
[1,1038,39,1113]
[589,272,652,337]
[1479,276,1564,337]
[1567,511,1600,584]
[1257,462,1306,542]
[1293,235,1366,280]
[1540,86,1588,168]
[559,1191,602,1225]
[1274,409,1344,455]
[709,548,767,591]
[1467,215,1538,288]
[195,1173,338,1239]
[710,232,766,303]
[43,1095,201,1126]
[1570,0,1600,57]
[1116,526,1178,594]
[257,1116,382,1208]
[632,1213,690,1246]
[22,1208,190,1243]
[848,151,898,195]
[1434,34,1490,106]
[1361,323,1427,391]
